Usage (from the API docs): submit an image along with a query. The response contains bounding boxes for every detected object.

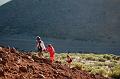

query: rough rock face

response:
[0,47,111,79]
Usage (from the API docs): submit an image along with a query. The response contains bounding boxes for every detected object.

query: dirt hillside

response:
[0,47,111,79]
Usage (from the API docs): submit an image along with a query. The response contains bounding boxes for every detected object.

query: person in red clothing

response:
[46,44,55,63]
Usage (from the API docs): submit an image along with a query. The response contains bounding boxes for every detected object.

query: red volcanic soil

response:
[0,47,111,79]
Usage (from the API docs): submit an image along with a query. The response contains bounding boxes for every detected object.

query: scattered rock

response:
[15,75,25,79]
[38,74,45,78]
[27,65,34,73]
[0,47,111,79]
[1,58,8,65]
[19,66,28,72]
[10,47,17,53]
[0,47,2,51]
[0,67,4,77]
[0,58,2,63]
[55,61,62,64]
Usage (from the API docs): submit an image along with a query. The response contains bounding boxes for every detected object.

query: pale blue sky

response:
[0,0,12,6]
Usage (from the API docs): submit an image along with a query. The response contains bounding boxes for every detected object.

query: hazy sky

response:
[0,0,12,6]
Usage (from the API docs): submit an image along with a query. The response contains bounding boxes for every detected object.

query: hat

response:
[36,36,41,40]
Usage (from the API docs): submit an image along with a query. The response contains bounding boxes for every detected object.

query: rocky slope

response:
[0,46,111,79]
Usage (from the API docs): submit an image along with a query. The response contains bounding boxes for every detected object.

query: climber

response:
[46,44,55,63]
[36,36,46,57]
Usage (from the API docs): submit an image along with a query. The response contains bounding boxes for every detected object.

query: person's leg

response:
[50,56,54,63]
[38,47,43,57]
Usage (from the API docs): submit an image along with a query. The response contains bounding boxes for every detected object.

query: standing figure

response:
[46,44,55,63]
[36,36,46,57]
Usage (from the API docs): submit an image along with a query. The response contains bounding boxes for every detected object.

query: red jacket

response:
[47,46,55,57]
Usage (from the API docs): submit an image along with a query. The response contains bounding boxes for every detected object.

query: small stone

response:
[15,75,25,79]
[0,67,4,77]
[0,47,2,51]
[0,58,2,62]
[38,74,45,78]
[19,66,28,72]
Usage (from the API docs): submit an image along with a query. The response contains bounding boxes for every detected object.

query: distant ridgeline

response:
[0,0,120,54]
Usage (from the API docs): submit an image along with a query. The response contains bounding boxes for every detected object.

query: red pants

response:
[50,54,54,63]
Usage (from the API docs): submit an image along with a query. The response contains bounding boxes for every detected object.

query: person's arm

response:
[52,47,55,52]
[51,46,55,52]
[41,41,46,50]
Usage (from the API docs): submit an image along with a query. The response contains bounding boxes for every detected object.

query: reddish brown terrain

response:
[0,47,111,79]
